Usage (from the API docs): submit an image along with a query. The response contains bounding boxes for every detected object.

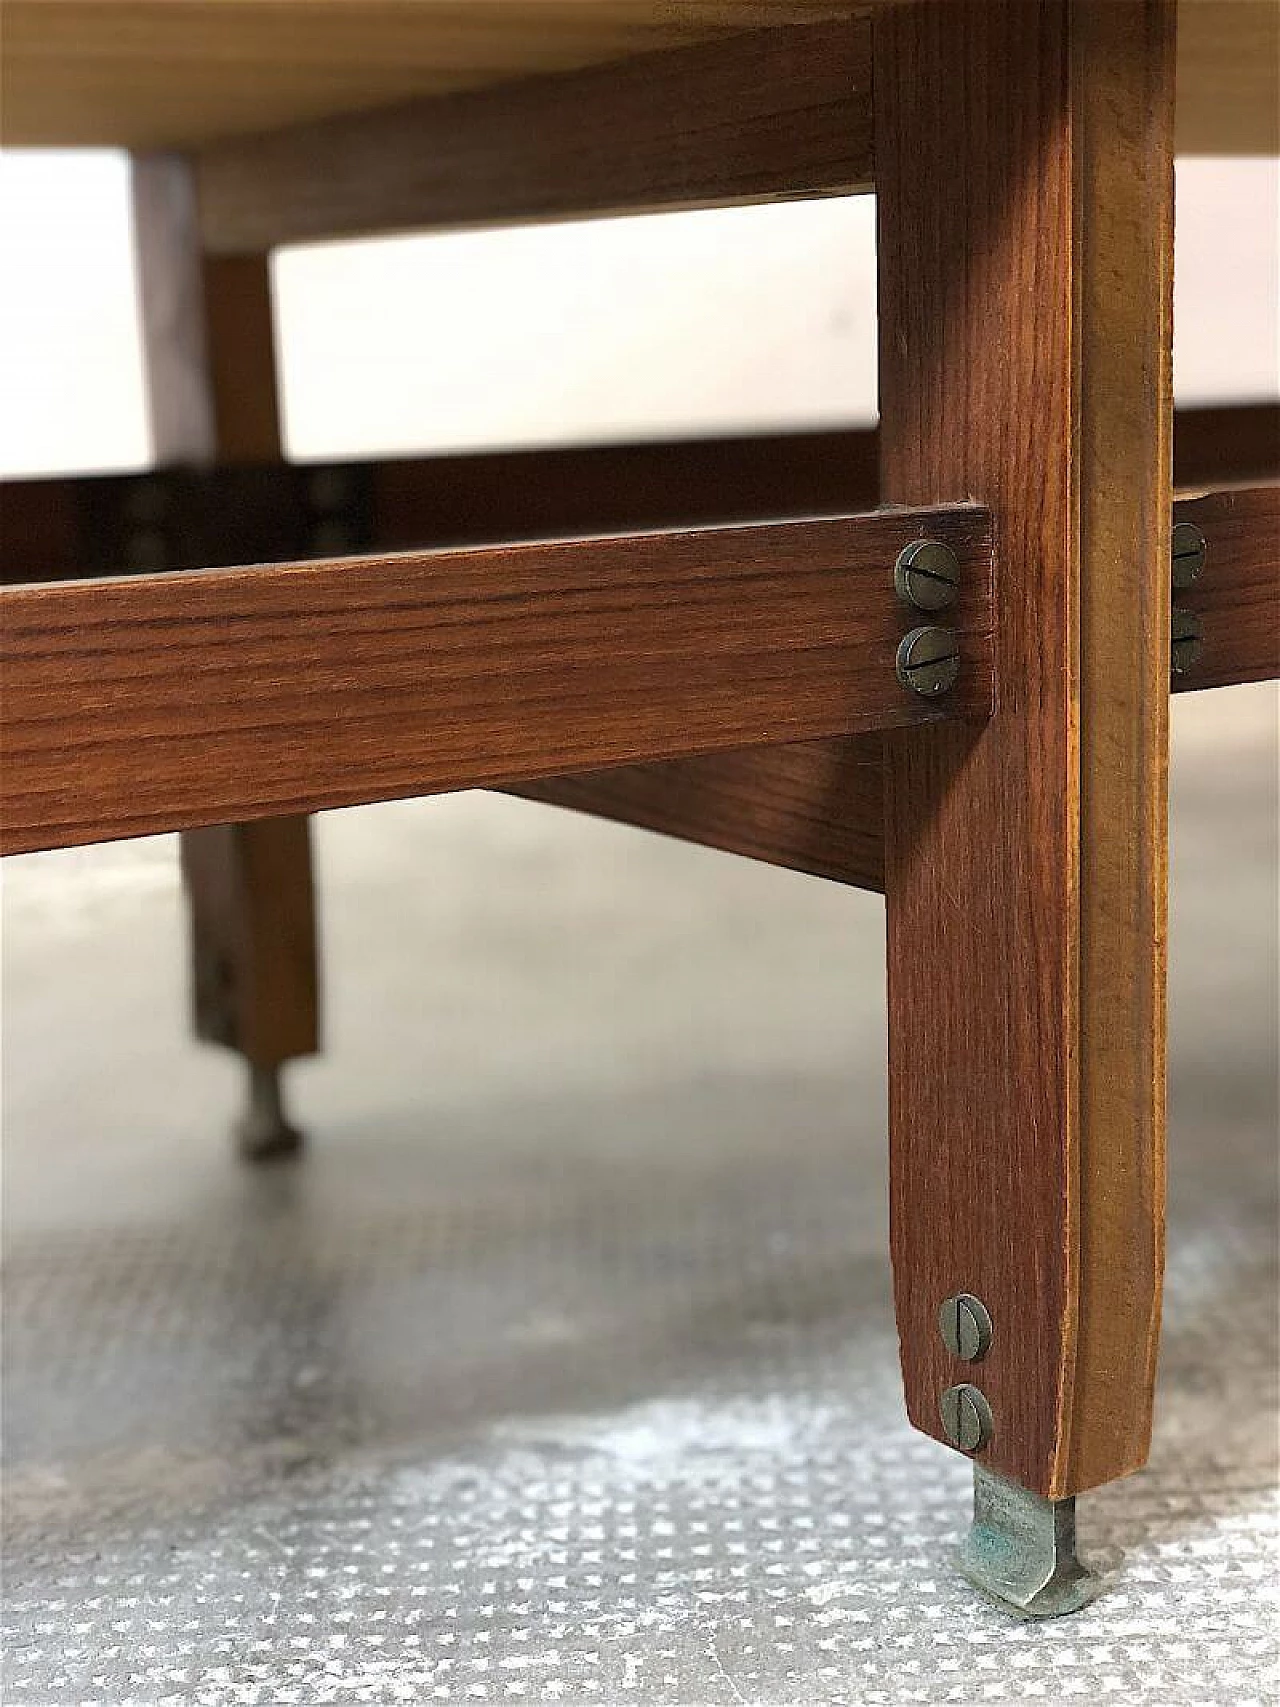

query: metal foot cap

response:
[235,1064,304,1163]
[957,1466,1102,1620]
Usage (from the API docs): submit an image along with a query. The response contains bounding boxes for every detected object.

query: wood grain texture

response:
[0,507,993,854]
[435,480,1279,889]
[506,737,886,890]
[877,0,1173,1499]
[131,154,318,1067]
[1173,484,1280,691]
[1,468,1269,895]
[1,1,1269,157]
[1068,0,1175,1496]
[195,18,872,254]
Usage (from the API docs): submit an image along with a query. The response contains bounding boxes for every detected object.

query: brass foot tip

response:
[235,1063,304,1163]
[956,1465,1102,1620]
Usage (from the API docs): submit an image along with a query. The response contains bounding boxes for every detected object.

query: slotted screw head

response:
[895,539,961,612]
[1171,607,1204,675]
[1171,521,1207,590]
[896,626,961,698]
[939,1293,994,1362]
[940,1383,994,1453]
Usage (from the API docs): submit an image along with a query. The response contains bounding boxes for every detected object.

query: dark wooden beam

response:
[5,406,1272,588]
[1172,484,1280,692]
[1171,400,1280,493]
[369,403,1278,546]
[2,456,1271,872]
[0,504,994,854]
[195,18,874,256]
[369,428,883,553]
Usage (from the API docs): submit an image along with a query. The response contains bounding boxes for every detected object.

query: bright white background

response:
[0,151,1275,477]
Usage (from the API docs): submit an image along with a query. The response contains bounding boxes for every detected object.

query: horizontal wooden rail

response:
[0,506,994,854]
[1171,402,1280,493]
[4,405,1275,588]
[1172,484,1280,692]
[507,484,1280,890]
[2,476,1270,872]
[195,19,873,256]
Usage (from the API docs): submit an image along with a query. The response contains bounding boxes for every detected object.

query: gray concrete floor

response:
[3,690,1277,1706]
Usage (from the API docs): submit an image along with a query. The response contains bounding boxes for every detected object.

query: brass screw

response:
[896,626,961,698]
[1171,521,1207,591]
[940,1384,994,1453]
[939,1293,994,1362]
[1171,607,1204,675]
[895,539,961,612]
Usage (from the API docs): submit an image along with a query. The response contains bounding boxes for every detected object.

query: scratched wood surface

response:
[877,0,1174,1499]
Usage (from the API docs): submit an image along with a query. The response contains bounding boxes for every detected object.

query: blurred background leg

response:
[130,156,320,1158]
[180,819,318,1159]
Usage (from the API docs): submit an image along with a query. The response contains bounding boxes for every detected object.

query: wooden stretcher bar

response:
[0,503,995,854]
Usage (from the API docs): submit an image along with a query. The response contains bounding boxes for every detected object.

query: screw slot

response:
[940,1384,994,1453]
[1171,521,1207,591]
[1171,607,1203,676]
[939,1293,994,1362]
[895,539,961,612]
[896,626,961,698]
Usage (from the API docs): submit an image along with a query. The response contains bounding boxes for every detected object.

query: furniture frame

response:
[3,0,1277,1616]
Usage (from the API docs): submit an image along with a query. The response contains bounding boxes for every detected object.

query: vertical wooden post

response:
[877,0,1174,1501]
[130,156,319,1158]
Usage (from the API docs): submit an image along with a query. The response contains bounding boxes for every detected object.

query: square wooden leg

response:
[876,0,1174,1606]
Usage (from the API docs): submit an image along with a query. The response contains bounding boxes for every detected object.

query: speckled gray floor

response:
[3,692,1277,1706]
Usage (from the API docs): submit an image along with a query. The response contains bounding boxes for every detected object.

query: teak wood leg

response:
[131,158,320,1158]
[875,0,1174,1612]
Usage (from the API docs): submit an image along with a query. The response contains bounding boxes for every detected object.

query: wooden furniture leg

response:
[131,158,319,1159]
[876,0,1174,1614]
